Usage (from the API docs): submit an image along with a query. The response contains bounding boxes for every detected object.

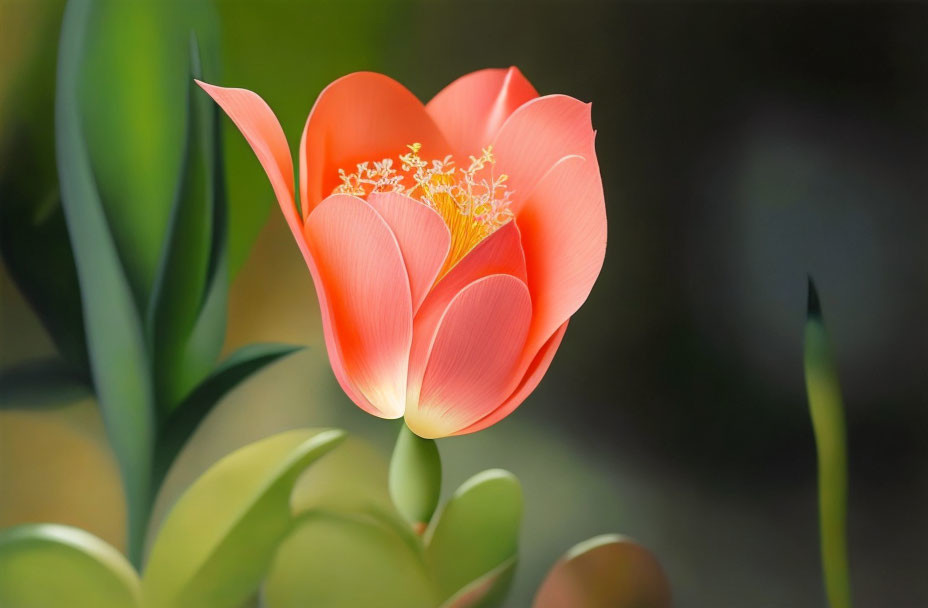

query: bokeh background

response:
[2,1,927,606]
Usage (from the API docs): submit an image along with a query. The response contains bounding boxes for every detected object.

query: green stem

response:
[389,422,442,532]
[804,278,852,608]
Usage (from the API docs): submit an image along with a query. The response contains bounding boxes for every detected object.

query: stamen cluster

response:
[334,144,514,274]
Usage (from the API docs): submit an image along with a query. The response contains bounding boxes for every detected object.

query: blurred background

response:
[2,1,927,606]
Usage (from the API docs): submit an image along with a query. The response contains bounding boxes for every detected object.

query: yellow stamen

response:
[334,143,513,278]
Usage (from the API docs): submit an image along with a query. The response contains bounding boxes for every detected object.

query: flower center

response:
[333,143,513,278]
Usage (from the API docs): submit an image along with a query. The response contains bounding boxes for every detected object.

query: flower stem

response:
[389,422,442,532]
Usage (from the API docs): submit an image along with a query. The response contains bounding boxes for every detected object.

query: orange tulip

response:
[198,68,606,438]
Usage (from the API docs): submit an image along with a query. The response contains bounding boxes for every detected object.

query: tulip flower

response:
[197,67,606,438]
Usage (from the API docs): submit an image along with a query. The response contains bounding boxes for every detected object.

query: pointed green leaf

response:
[389,423,442,529]
[152,343,303,491]
[56,0,155,566]
[147,34,227,412]
[0,358,90,409]
[0,524,141,608]
[142,428,345,608]
[804,278,852,608]
[425,469,523,604]
[533,534,672,608]
[264,510,438,608]
[76,0,220,304]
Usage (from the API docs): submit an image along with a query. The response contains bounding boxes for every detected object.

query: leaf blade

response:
[425,469,523,604]
[804,278,852,608]
[141,428,345,608]
[55,0,156,566]
[0,523,141,608]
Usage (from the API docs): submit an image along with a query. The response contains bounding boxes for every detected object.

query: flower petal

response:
[304,194,413,418]
[196,81,307,261]
[426,67,538,158]
[299,72,452,218]
[518,154,606,363]
[406,221,527,407]
[405,274,532,438]
[492,94,595,211]
[454,321,568,435]
[367,192,451,314]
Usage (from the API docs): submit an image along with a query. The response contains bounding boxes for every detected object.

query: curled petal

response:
[406,274,532,438]
[304,195,413,418]
[195,81,307,261]
[299,72,452,218]
[426,66,538,158]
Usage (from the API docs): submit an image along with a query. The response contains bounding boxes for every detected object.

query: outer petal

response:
[406,221,527,406]
[455,321,568,435]
[517,154,606,363]
[492,95,596,212]
[304,195,413,418]
[299,72,452,218]
[195,80,308,262]
[366,192,450,314]
[405,274,532,439]
[426,67,538,158]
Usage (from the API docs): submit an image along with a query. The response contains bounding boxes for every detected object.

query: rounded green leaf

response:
[141,428,345,608]
[389,423,442,529]
[533,534,672,608]
[0,523,141,608]
[263,510,438,608]
[425,469,523,604]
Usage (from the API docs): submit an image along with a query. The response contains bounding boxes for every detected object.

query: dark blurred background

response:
[2,2,927,606]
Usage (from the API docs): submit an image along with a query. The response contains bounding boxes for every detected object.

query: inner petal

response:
[333,143,514,278]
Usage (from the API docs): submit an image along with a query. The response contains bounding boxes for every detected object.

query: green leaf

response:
[425,469,523,605]
[141,428,346,608]
[147,33,227,412]
[76,0,220,304]
[804,278,852,608]
[55,0,156,567]
[389,422,442,530]
[0,358,90,409]
[532,534,672,608]
[152,343,303,492]
[0,523,141,608]
[263,510,438,608]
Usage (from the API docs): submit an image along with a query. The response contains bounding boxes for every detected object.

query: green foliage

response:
[56,0,157,566]
[425,469,523,606]
[264,510,439,608]
[152,343,303,493]
[147,33,227,412]
[141,429,345,608]
[0,524,141,608]
[76,0,219,305]
[389,423,442,528]
[532,534,672,608]
[804,278,852,608]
